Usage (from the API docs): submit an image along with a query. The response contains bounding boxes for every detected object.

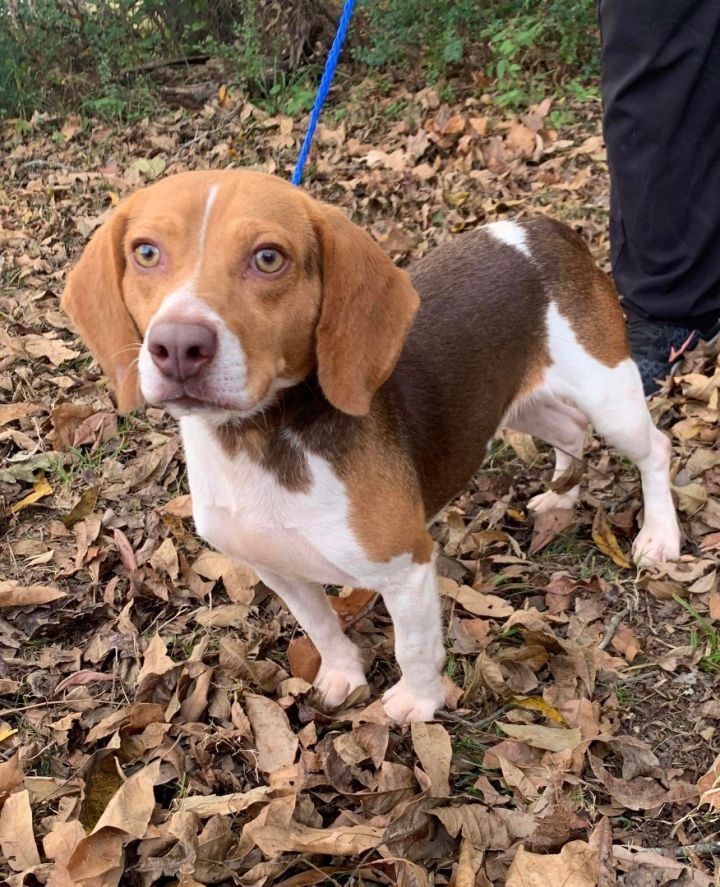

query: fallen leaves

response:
[0,70,717,887]
[499,722,583,753]
[0,790,41,871]
[244,694,299,774]
[0,582,66,607]
[507,841,598,887]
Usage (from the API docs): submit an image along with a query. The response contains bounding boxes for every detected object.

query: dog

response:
[61,169,681,724]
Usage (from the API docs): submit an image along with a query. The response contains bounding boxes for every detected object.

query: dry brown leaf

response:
[0,581,67,607]
[0,789,41,870]
[245,693,299,774]
[697,752,720,809]
[178,785,272,817]
[194,603,249,626]
[136,633,176,683]
[673,482,708,515]
[504,429,540,465]
[66,827,125,887]
[610,624,640,662]
[72,410,117,449]
[44,820,87,887]
[0,752,23,805]
[439,578,514,617]
[430,804,511,850]
[588,817,616,887]
[592,508,631,569]
[158,493,193,518]
[589,753,668,810]
[287,635,321,683]
[411,721,452,797]
[251,821,383,857]
[148,536,179,580]
[499,722,582,752]
[22,334,80,366]
[506,841,599,886]
[530,508,575,554]
[0,403,42,425]
[91,759,161,837]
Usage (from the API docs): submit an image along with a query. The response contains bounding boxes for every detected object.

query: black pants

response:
[599,0,720,328]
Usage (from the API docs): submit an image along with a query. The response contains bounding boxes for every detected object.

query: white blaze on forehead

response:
[198,184,219,256]
[486,220,532,258]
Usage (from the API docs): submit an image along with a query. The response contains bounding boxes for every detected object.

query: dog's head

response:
[61,170,419,419]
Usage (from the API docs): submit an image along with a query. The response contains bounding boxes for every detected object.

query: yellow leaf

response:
[10,474,53,514]
[218,83,229,106]
[510,695,567,726]
[108,191,121,206]
[0,727,18,742]
[591,507,630,569]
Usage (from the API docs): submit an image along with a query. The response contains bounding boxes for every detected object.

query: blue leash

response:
[291,0,357,186]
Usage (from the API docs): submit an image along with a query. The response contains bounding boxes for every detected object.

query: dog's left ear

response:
[61,200,144,413]
[310,203,419,416]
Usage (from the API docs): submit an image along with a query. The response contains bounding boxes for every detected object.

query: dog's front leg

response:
[254,568,367,708]
[378,560,446,724]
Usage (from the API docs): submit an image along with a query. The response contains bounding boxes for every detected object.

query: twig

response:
[618,841,720,860]
[121,53,211,77]
[343,592,379,631]
[437,703,510,731]
[598,606,631,650]
[18,160,72,172]
[0,699,74,717]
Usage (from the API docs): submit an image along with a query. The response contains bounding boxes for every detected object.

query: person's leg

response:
[599,0,720,394]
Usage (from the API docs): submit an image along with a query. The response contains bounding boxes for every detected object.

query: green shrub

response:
[354,0,599,106]
[0,0,599,119]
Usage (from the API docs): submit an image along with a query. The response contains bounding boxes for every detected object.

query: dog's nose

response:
[147,322,217,382]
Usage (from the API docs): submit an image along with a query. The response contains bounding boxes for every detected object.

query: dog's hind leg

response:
[543,304,681,565]
[506,398,588,512]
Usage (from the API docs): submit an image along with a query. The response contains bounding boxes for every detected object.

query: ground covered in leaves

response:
[1,73,720,886]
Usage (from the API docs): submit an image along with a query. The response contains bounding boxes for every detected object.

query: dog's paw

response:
[632,519,681,566]
[528,489,578,514]
[314,662,367,709]
[382,677,445,724]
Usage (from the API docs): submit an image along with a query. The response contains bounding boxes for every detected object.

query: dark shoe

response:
[627,319,720,397]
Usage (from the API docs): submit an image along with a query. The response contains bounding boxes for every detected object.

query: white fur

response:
[138,186,253,417]
[506,301,681,563]
[486,220,532,258]
[182,415,445,721]
[138,289,250,417]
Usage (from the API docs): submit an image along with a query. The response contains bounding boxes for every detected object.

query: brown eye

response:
[253,247,285,274]
[133,243,160,268]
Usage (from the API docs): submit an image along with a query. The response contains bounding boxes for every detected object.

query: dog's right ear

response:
[61,201,144,413]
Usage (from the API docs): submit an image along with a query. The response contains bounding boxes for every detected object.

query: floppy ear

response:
[312,204,420,416]
[61,202,143,413]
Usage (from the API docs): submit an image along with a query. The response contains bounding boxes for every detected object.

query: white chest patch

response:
[180,416,418,590]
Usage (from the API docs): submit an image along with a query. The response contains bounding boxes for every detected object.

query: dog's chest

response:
[180,417,371,585]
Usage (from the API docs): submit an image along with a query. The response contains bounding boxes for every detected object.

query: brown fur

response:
[524,217,629,367]
[62,171,418,418]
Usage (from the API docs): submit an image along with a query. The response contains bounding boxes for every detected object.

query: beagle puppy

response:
[62,170,681,724]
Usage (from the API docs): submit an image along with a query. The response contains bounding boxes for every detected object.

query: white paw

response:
[632,520,681,566]
[528,489,578,514]
[314,662,367,709]
[382,677,445,724]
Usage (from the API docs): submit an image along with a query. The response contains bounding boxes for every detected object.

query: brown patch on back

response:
[523,217,629,367]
